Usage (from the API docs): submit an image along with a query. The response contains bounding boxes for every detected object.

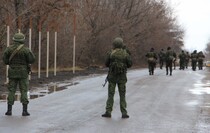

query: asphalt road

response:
[0,67,210,133]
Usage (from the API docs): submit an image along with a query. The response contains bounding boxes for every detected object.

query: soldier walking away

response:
[102,37,132,118]
[145,48,157,75]
[178,50,186,70]
[158,49,165,69]
[185,52,190,69]
[165,47,176,76]
[173,53,177,70]
[197,51,205,70]
[191,50,198,71]
[2,32,35,116]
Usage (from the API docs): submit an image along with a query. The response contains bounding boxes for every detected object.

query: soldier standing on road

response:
[158,49,165,69]
[165,47,176,76]
[191,50,198,71]
[102,37,132,118]
[3,32,35,116]
[145,48,157,75]
[178,50,186,70]
[197,51,205,70]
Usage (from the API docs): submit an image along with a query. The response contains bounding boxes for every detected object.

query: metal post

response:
[18,16,21,33]
[54,31,57,76]
[38,31,41,78]
[6,25,10,84]
[73,35,76,74]
[29,27,32,80]
[73,14,76,74]
[46,31,49,78]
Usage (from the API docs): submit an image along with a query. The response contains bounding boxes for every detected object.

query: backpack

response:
[168,55,174,61]
[147,52,156,63]
[148,57,156,63]
[110,49,127,75]
[167,51,174,61]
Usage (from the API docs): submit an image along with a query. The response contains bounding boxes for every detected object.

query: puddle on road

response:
[186,100,199,107]
[189,83,210,95]
[0,82,79,102]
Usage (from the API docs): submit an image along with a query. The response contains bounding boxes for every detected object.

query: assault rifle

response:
[102,77,108,87]
[27,64,32,74]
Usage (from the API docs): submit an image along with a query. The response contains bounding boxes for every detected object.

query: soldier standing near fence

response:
[3,32,35,116]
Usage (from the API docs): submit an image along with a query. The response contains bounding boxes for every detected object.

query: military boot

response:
[22,104,30,116]
[101,112,111,118]
[122,114,129,118]
[5,104,12,116]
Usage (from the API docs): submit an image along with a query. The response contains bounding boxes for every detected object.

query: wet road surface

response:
[0,68,210,133]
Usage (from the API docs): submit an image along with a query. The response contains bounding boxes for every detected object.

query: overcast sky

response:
[166,0,210,52]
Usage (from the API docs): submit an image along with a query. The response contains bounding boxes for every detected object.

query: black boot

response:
[5,104,12,116]
[122,114,129,118]
[102,112,111,118]
[22,104,30,116]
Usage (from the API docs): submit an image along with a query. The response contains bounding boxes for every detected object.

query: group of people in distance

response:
[145,47,205,76]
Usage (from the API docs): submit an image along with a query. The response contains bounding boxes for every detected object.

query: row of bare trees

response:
[0,0,184,74]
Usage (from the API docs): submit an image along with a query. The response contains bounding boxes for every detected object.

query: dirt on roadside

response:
[0,67,108,94]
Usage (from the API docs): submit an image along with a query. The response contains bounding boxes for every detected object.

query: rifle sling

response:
[9,44,24,63]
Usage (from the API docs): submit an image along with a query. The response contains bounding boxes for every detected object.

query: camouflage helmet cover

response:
[13,32,25,43]
[113,37,123,48]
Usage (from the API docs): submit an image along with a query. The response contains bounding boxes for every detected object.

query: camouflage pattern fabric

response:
[145,51,157,75]
[104,37,132,116]
[3,40,35,105]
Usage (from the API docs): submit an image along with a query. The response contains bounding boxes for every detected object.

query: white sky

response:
[166,0,210,52]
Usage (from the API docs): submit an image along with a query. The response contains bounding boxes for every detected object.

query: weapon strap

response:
[9,44,24,63]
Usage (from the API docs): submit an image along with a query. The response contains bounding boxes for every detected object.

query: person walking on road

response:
[178,50,186,70]
[3,32,35,116]
[158,49,165,69]
[165,47,176,76]
[191,50,198,71]
[185,52,190,69]
[197,51,205,70]
[102,37,132,118]
[145,48,157,75]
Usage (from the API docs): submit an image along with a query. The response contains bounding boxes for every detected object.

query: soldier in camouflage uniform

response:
[158,49,165,69]
[173,52,177,70]
[145,48,157,75]
[178,50,186,70]
[102,37,132,118]
[3,32,35,116]
[165,47,176,76]
[185,52,190,69]
[197,51,205,70]
[191,50,198,71]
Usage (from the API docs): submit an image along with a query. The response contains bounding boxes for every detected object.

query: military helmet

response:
[13,32,25,43]
[113,37,123,48]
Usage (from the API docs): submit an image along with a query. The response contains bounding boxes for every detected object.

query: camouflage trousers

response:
[7,78,29,105]
[105,81,127,115]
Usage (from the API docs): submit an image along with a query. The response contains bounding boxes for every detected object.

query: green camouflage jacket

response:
[3,42,35,78]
